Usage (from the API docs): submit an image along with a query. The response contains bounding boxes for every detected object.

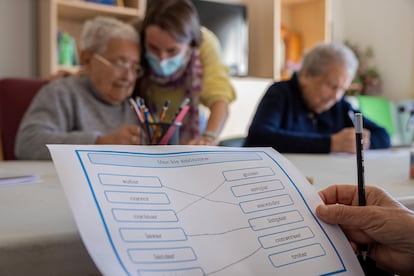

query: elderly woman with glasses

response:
[15,16,143,160]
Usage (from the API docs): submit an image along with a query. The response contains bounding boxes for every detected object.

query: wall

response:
[331,0,414,100]
[219,77,272,139]
[0,0,413,101]
[0,0,37,78]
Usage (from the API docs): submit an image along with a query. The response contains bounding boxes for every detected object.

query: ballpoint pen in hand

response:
[355,113,368,260]
[355,113,366,206]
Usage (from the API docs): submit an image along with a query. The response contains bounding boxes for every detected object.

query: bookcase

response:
[38,0,146,78]
[37,0,330,80]
[245,0,331,79]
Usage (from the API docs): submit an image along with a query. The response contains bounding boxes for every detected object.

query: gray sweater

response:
[15,76,138,160]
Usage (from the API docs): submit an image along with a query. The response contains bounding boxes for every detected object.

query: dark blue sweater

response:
[244,74,391,153]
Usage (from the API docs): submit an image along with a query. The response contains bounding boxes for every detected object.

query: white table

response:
[1,149,413,275]
[0,161,99,275]
[285,147,414,209]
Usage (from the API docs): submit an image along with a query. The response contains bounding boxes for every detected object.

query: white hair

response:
[300,42,359,81]
[79,16,139,53]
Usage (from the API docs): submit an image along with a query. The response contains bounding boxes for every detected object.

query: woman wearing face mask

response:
[134,0,236,145]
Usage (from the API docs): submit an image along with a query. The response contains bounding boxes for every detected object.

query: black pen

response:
[355,113,367,260]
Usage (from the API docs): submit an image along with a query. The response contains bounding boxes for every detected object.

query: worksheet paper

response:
[48,145,363,276]
[0,174,39,186]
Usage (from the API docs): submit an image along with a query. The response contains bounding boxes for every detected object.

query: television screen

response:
[192,0,248,76]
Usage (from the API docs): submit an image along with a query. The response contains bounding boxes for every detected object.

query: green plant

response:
[345,41,382,96]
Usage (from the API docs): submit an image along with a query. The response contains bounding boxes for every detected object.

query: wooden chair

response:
[0,78,47,160]
[357,95,400,146]
[0,130,3,160]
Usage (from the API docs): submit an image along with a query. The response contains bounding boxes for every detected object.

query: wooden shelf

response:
[57,1,141,21]
[281,0,322,6]
[38,0,145,78]
[246,0,331,79]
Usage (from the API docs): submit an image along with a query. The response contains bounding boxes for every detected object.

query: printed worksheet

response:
[48,145,363,276]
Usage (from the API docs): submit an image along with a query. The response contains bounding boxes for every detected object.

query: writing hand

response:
[316,184,414,274]
[362,129,371,149]
[330,128,357,153]
[96,124,142,145]
[187,135,217,146]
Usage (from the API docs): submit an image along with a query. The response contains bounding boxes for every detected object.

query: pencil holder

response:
[149,122,181,145]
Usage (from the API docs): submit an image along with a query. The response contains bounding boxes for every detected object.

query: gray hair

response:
[300,42,358,81]
[79,16,139,53]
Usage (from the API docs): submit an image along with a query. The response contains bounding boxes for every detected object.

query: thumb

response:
[316,204,366,226]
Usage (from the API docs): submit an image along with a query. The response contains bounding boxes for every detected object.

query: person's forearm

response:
[363,117,391,149]
[15,127,99,160]
[203,100,228,138]
[245,127,331,153]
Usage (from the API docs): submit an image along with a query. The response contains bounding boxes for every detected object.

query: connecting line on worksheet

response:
[185,226,252,237]
[163,179,237,214]
[205,246,262,275]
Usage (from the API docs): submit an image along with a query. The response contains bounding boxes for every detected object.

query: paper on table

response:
[0,175,39,186]
[48,144,363,276]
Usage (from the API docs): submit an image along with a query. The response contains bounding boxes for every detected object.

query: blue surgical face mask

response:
[145,50,186,77]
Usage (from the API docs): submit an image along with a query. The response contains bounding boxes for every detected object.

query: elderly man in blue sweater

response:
[244,42,390,153]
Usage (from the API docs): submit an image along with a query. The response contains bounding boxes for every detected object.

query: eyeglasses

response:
[94,54,144,78]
